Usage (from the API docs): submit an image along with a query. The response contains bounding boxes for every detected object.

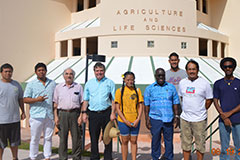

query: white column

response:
[81,38,87,57]
[84,0,89,9]
[217,41,221,58]
[55,41,61,58]
[207,39,213,57]
[68,39,73,57]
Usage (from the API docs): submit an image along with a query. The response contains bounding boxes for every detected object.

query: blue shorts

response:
[118,121,140,136]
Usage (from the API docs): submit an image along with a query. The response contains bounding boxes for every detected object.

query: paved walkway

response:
[2,128,235,160]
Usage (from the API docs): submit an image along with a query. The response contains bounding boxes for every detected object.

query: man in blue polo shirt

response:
[144,68,180,160]
[82,62,115,160]
[213,57,240,160]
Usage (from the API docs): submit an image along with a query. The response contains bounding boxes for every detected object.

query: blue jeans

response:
[150,118,173,160]
[219,122,240,160]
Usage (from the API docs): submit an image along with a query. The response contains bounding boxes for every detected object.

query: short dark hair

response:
[35,63,47,72]
[169,52,179,59]
[0,63,13,72]
[155,68,165,75]
[220,57,237,70]
[185,59,199,71]
[93,62,105,71]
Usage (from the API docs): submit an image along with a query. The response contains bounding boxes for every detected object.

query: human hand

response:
[124,120,132,127]
[82,113,88,123]
[110,112,116,121]
[78,114,82,126]
[21,112,26,120]
[221,111,232,120]
[146,118,152,130]
[173,117,180,129]
[223,118,232,127]
[132,119,140,128]
[36,95,48,102]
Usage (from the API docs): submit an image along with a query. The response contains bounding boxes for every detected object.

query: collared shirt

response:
[83,77,115,111]
[53,82,83,110]
[144,81,179,122]
[24,78,56,119]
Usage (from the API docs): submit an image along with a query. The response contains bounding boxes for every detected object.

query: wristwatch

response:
[174,115,180,118]
[81,110,87,114]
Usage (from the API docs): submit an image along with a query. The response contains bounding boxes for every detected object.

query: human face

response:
[223,61,234,77]
[64,69,74,85]
[35,67,47,80]
[186,62,198,81]
[124,74,135,88]
[169,56,180,71]
[155,69,165,86]
[1,68,13,82]
[94,67,105,81]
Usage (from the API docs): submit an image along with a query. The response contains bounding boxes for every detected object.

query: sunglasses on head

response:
[223,65,234,69]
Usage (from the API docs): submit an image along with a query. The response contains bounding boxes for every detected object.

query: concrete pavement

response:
[2,127,234,160]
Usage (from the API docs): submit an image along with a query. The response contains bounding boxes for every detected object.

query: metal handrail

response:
[191,115,220,153]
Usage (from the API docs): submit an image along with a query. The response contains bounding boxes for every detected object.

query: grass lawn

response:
[18,141,103,157]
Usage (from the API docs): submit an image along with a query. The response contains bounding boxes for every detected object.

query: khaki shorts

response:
[180,118,207,153]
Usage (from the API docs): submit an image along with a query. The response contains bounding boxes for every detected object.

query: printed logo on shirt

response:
[186,87,195,94]
[168,77,182,85]
[130,94,137,100]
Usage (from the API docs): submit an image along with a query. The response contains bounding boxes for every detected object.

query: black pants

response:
[88,108,112,160]
[58,110,82,160]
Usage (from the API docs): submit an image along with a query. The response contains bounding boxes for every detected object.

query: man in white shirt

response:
[178,59,213,160]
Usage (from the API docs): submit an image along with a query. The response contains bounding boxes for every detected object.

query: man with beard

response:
[178,60,213,160]
[213,57,240,160]
[144,68,180,160]
[24,63,56,160]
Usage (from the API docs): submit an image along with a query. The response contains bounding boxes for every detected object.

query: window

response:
[89,0,96,8]
[147,41,154,48]
[196,0,200,10]
[73,39,81,56]
[203,0,207,14]
[87,37,98,54]
[77,0,84,12]
[60,41,68,57]
[181,42,187,49]
[199,38,208,56]
[111,41,118,48]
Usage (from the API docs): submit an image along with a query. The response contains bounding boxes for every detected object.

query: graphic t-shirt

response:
[178,77,213,122]
[166,69,187,91]
[115,86,143,123]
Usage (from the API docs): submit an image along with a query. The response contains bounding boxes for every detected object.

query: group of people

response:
[0,52,239,160]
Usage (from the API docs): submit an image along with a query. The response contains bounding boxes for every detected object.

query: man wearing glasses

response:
[213,57,240,160]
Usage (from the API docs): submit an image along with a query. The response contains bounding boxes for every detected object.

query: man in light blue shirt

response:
[82,62,115,160]
[24,63,56,160]
[144,68,180,160]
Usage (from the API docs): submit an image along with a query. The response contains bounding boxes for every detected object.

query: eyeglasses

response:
[223,65,234,69]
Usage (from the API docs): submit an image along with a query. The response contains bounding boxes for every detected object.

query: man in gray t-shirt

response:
[166,52,187,92]
[0,63,26,160]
